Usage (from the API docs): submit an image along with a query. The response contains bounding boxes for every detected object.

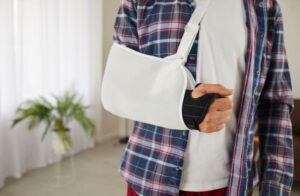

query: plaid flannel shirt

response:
[112,0,294,195]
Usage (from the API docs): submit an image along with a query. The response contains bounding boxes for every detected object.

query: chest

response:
[135,0,270,103]
[199,0,247,52]
[136,0,250,57]
[136,0,196,57]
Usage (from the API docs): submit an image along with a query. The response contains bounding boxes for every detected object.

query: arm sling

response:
[101,0,213,130]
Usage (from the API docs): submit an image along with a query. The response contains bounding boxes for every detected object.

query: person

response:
[112,0,294,195]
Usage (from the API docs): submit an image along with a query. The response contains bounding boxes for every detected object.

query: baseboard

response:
[95,131,119,144]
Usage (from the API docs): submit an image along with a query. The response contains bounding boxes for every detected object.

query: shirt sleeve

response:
[112,0,139,51]
[256,1,295,195]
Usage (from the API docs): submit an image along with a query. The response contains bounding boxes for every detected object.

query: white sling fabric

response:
[101,0,213,130]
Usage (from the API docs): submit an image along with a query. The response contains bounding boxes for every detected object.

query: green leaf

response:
[41,119,52,141]
[11,97,53,130]
[11,117,26,128]
[11,88,96,148]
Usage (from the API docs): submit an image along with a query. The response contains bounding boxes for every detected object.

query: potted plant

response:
[11,89,96,154]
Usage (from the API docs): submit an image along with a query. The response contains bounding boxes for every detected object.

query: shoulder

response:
[263,0,284,38]
[267,0,283,22]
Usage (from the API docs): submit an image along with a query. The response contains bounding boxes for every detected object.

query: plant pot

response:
[51,131,69,155]
[49,132,76,188]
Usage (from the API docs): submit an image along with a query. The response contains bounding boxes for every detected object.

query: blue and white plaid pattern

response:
[112,0,294,195]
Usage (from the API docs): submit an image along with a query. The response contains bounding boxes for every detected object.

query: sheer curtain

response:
[0,0,103,188]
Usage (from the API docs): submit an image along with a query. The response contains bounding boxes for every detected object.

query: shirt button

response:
[260,33,264,39]
[258,2,264,8]
[257,70,260,75]
[182,131,187,136]
[189,56,196,61]
[175,166,181,171]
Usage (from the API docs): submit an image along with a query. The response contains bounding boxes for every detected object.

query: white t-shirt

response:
[179,0,247,191]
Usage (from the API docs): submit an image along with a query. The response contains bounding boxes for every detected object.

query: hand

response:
[191,84,234,133]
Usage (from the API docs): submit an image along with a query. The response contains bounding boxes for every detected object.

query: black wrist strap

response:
[182,89,221,130]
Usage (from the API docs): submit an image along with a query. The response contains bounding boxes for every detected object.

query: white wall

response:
[93,0,124,144]
[97,0,129,143]
[281,0,300,99]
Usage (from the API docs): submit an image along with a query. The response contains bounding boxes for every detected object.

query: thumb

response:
[193,83,233,98]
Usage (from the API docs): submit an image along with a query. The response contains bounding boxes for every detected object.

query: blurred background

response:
[0,0,299,196]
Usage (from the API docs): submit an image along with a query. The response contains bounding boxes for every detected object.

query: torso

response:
[117,0,275,195]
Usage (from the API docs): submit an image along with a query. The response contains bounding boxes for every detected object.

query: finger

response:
[209,110,231,118]
[199,124,226,133]
[211,124,226,132]
[212,114,231,125]
[195,84,233,97]
[199,118,229,132]
[202,110,231,123]
[210,98,233,111]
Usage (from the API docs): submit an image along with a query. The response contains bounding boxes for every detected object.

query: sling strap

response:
[178,0,221,131]
[176,0,213,62]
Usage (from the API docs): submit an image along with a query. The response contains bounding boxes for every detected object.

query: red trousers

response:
[127,184,227,196]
